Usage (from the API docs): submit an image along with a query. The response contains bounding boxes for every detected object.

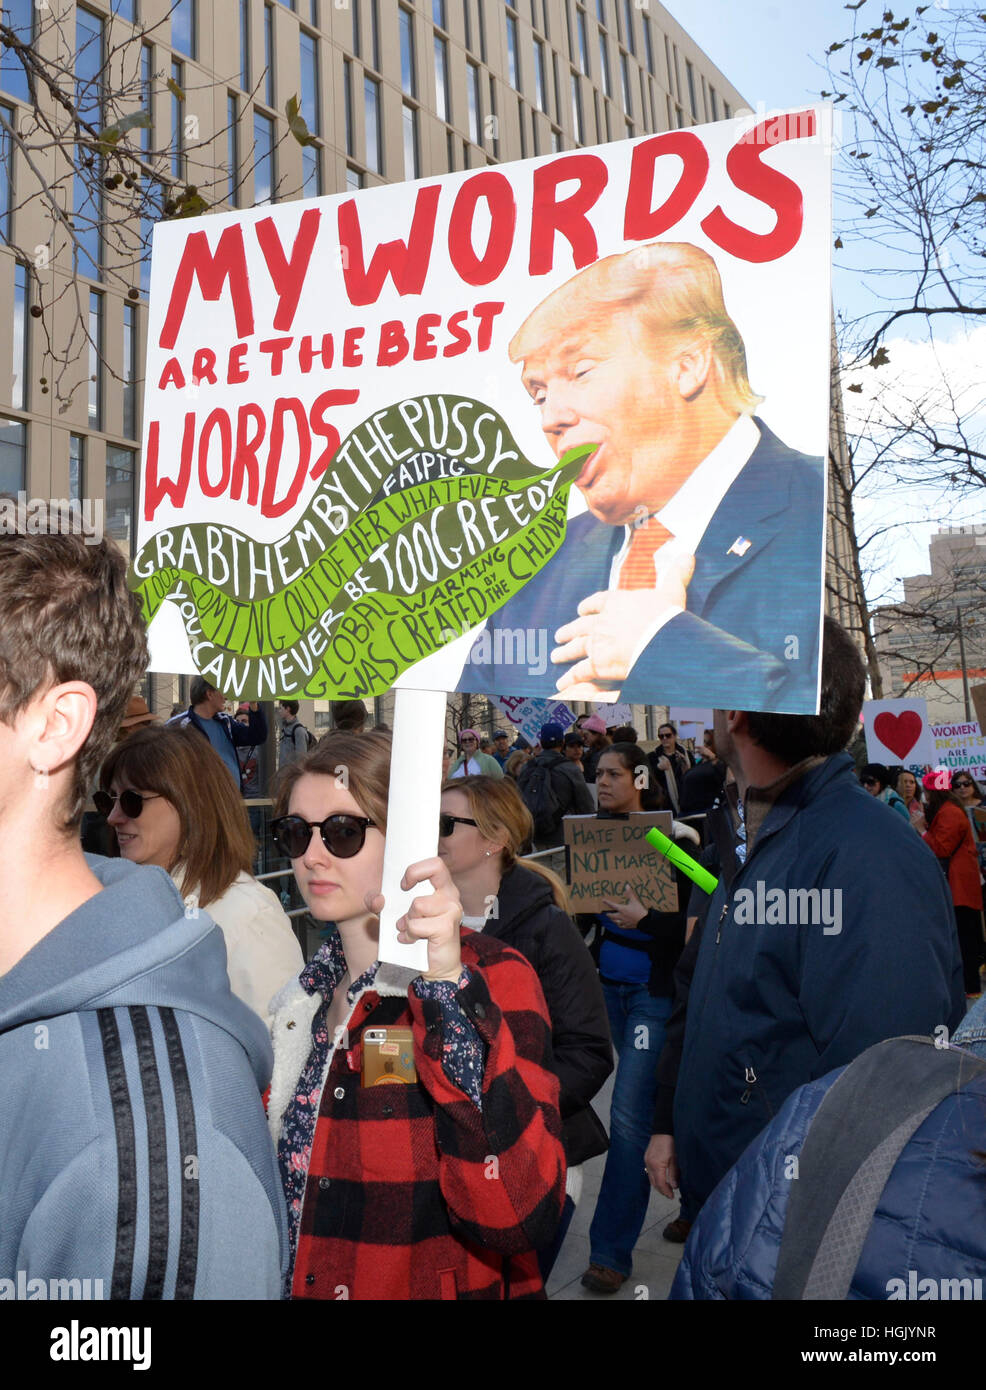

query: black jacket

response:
[518,749,594,849]
[483,862,613,1166]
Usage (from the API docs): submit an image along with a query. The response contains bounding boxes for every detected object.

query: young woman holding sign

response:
[437,774,612,1280]
[267,732,565,1300]
[581,743,694,1295]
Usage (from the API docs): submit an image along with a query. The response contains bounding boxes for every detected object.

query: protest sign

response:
[597,702,635,730]
[971,684,986,735]
[862,698,936,767]
[564,811,678,914]
[918,722,986,782]
[494,695,576,744]
[131,107,832,715]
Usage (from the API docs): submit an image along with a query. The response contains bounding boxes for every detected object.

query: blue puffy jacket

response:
[673,753,966,1215]
[672,1003,986,1299]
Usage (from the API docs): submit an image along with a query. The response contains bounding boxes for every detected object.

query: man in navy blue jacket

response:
[456,241,824,714]
[644,618,966,1226]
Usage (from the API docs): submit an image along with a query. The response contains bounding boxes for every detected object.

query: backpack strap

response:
[772,1035,986,1300]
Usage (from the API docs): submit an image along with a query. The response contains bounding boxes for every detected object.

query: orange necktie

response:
[617,516,674,590]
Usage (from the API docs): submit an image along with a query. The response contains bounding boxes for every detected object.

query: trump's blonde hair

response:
[509,241,763,416]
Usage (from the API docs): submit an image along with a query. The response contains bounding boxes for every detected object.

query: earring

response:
[485,850,492,857]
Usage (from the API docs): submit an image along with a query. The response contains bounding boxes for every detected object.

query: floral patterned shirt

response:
[276,932,485,1263]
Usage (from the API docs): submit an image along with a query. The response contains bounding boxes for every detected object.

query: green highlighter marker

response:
[645,827,719,896]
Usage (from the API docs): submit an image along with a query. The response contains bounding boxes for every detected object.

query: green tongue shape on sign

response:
[129,394,595,701]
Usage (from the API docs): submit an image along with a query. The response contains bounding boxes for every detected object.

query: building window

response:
[106,447,136,559]
[171,59,184,178]
[665,36,675,97]
[88,291,102,430]
[686,60,698,120]
[553,51,560,121]
[446,129,455,169]
[595,0,605,19]
[123,301,138,439]
[69,434,86,505]
[433,0,445,29]
[351,0,360,57]
[0,417,25,492]
[621,0,634,54]
[12,262,27,411]
[723,101,731,120]
[227,92,239,204]
[302,144,320,196]
[300,30,319,133]
[476,0,486,61]
[570,72,583,144]
[576,9,588,75]
[343,58,354,155]
[240,0,250,90]
[534,39,546,112]
[113,0,137,20]
[597,29,610,98]
[466,61,480,144]
[434,35,449,123]
[506,12,519,90]
[402,103,418,179]
[518,96,527,158]
[642,13,654,75]
[370,0,380,72]
[710,88,719,121]
[399,7,415,97]
[0,104,12,243]
[0,0,32,102]
[74,7,104,280]
[620,51,630,115]
[171,0,195,59]
[487,73,497,157]
[254,110,274,202]
[463,0,472,53]
[263,4,274,106]
[346,165,363,191]
[364,76,381,173]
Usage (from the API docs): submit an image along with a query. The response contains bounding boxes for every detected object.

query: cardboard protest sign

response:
[862,698,936,767]
[494,695,575,744]
[564,811,678,914]
[132,107,832,714]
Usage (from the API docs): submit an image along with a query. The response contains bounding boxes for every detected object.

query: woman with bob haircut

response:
[267,731,565,1300]
[438,773,612,1280]
[98,724,303,1022]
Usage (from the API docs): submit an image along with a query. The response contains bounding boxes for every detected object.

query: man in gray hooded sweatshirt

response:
[0,526,287,1299]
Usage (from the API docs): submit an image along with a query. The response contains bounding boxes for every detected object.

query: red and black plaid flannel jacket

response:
[291,931,566,1300]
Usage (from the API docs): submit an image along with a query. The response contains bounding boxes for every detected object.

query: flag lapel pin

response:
[727,536,752,557]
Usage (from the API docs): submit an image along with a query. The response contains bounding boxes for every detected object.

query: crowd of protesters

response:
[2,526,985,1304]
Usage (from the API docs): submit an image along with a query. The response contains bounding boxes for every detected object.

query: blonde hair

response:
[509,241,763,416]
[442,774,571,912]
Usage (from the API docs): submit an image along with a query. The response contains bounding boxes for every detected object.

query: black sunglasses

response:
[94,789,162,819]
[861,777,879,787]
[954,780,973,788]
[272,813,376,860]
[439,813,478,837]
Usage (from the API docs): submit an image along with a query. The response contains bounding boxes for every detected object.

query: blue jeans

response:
[588,983,672,1277]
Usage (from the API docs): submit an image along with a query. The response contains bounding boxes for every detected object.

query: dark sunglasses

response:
[954,780,973,788]
[439,813,478,837]
[271,813,376,860]
[94,789,161,819]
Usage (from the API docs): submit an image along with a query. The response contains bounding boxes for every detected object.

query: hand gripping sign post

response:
[131,108,832,963]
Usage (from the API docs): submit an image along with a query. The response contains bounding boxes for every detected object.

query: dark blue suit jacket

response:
[456,419,825,714]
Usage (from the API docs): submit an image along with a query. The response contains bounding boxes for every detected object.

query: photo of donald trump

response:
[456,240,825,713]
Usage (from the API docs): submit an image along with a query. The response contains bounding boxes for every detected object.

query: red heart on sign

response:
[873,710,924,760]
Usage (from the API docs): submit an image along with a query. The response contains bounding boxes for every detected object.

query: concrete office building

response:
[0,0,862,742]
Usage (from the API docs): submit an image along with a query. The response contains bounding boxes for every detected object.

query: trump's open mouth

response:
[576,443,604,489]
